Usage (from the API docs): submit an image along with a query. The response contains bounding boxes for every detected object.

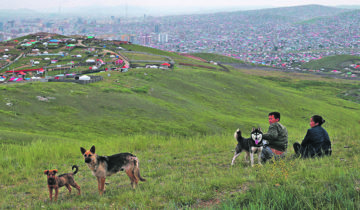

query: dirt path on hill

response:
[102,49,130,67]
[77,40,86,47]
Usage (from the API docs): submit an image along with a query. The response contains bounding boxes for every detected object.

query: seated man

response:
[261,112,288,162]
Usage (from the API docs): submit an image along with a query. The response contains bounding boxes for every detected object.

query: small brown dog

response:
[44,165,81,201]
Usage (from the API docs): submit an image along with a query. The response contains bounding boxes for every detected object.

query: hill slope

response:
[0,61,359,141]
[0,40,360,209]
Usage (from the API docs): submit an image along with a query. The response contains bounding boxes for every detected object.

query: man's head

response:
[268,112,280,124]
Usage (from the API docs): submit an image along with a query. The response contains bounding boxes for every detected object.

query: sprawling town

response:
[1,5,360,74]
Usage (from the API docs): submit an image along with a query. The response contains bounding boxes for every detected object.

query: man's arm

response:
[262,124,278,141]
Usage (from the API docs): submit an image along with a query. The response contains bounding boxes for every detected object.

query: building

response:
[141,34,152,45]
[121,34,136,43]
[158,33,168,43]
[155,24,160,33]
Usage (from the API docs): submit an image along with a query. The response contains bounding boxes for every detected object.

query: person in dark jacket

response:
[293,115,332,158]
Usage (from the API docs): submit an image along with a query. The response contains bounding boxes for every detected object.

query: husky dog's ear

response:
[252,127,255,132]
[90,145,96,154]
[80,147,86,155]
[258,127,262,131]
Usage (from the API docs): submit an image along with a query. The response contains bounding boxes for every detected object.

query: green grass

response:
[0,36,360,208]
[191,53,245,63]
[0,133,359,209]
[1,66,359,138]
[0,66,359,208]
[300,55,360,71]
[122,52,167,61]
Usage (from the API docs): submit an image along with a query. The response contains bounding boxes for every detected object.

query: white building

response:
[158,33,168,43]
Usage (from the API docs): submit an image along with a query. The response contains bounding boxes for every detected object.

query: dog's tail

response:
[234,128,242,142]
[133,158,146,182]
[72,165,79,175]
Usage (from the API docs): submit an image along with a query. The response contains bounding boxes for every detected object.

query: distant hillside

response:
[300,55,360,71]
[181,4,352,26]
[242,4,350,20]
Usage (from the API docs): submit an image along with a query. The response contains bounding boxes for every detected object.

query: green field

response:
[0,36,360,209]
[300,54,360,72]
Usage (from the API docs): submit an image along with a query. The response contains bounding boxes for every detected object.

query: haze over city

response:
[1,0,360,16]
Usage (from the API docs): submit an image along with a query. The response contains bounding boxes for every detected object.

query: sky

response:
[1,0,360,10]
[1,0,360,15]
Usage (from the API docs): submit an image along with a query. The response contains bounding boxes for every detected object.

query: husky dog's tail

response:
[234,128,243,142]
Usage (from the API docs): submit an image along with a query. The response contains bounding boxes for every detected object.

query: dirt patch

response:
[195,198,221,208]
[192,184,250,209]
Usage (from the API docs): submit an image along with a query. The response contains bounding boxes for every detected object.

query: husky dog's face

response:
[251,128,263,145]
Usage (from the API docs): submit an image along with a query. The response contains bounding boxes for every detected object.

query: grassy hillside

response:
[191,53,245,64]
[0,40,360,208]
[300,55,360,71]
[1,66,359,140]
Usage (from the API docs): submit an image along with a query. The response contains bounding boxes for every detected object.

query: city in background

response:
[1,4,360,69]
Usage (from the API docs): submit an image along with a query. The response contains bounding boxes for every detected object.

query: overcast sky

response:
[1,0,360,10]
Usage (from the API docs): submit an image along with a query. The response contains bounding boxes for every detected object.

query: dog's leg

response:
[125,167,137,189]
[257,148,263,165]
[131,166,139,187]
[70,182,81,195]
[250,150,255,167]
[48,187,53,201]
[231,152,241,165]
[65,184,72,194]
[97,177,103,195]
[54,187,59,201]
[100,177,106,195]
[68,178,81,195]
[245,152,250,163]
[133,157,146,182]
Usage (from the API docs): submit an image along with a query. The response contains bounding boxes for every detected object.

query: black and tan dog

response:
[44,165,81,201]
[80,145,146,195]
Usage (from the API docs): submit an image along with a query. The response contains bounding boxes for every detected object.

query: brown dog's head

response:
[80,145,96,164]
[44,169,58,185]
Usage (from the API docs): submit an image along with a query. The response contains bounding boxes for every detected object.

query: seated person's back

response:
[293,115,332,158]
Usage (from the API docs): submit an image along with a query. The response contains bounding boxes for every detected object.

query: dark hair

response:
[269,112,280,120]
[312,115,325,126]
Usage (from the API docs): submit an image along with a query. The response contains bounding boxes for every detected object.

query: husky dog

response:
[231,128,264,167]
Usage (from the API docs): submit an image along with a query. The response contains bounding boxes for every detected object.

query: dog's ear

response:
[53,169,58,174]
[252,127,255,132]
[258,127,262,131]
[44,170,49,175]
[90,145,95,154]
[80,147,86,155]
